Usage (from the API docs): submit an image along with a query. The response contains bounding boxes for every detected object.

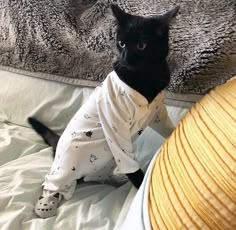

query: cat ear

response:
[160,6,180,24]
[111,4,131,25]
[153,6,179,36]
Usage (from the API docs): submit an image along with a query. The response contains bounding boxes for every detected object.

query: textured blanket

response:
[0,0,235,94]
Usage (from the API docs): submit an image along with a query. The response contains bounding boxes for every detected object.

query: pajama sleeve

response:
[149,101,175,138]
[96,95,140,174]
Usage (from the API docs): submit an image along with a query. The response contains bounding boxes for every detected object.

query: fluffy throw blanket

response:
[0,0,235,95]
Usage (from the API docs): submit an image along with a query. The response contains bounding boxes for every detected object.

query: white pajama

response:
[42,71,174,200]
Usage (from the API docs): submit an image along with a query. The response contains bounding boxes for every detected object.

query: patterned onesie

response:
[42,71,174,200]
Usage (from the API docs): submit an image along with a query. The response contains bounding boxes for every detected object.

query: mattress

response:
[0,70,189,230]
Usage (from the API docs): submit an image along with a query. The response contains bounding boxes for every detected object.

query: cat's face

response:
[111,5,179,70]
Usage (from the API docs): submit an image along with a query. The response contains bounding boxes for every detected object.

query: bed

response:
[0,0,235,229]
[0,70,188,229]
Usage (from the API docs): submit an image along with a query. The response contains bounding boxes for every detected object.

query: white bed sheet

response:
[0,122,166,230]
[0,70,189,230]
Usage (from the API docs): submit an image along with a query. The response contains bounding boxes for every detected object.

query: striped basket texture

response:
[149,78,236,229]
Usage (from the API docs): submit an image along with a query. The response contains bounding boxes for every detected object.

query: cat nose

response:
[122,49,128,60]
[122,49,134,66]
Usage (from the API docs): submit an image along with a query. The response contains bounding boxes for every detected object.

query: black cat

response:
[28,4,179,189]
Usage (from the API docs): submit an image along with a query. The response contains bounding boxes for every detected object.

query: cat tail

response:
[28,117,60,156]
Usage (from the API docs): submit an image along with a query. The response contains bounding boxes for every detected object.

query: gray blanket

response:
[0,0,235,94]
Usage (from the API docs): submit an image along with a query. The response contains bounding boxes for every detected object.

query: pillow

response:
[149,78,236,229]
[0,70,188,135]
[0,70,93,134]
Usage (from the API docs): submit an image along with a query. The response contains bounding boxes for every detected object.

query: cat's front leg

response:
[126,169,144,189]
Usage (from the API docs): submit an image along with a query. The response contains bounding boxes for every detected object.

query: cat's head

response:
[111,4,179,70]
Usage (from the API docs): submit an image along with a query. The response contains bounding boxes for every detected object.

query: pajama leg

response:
[41,130,85,201]
[34,143,79,218]
[34,130,83,218]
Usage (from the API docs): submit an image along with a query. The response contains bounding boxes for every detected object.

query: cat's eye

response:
[118,41,126,48]
[137,42,147,50]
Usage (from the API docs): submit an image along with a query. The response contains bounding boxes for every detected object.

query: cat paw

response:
[34,192,62,218]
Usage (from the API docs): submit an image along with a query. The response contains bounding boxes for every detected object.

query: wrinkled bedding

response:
[0,122,161,230]
[0,70,188,229]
